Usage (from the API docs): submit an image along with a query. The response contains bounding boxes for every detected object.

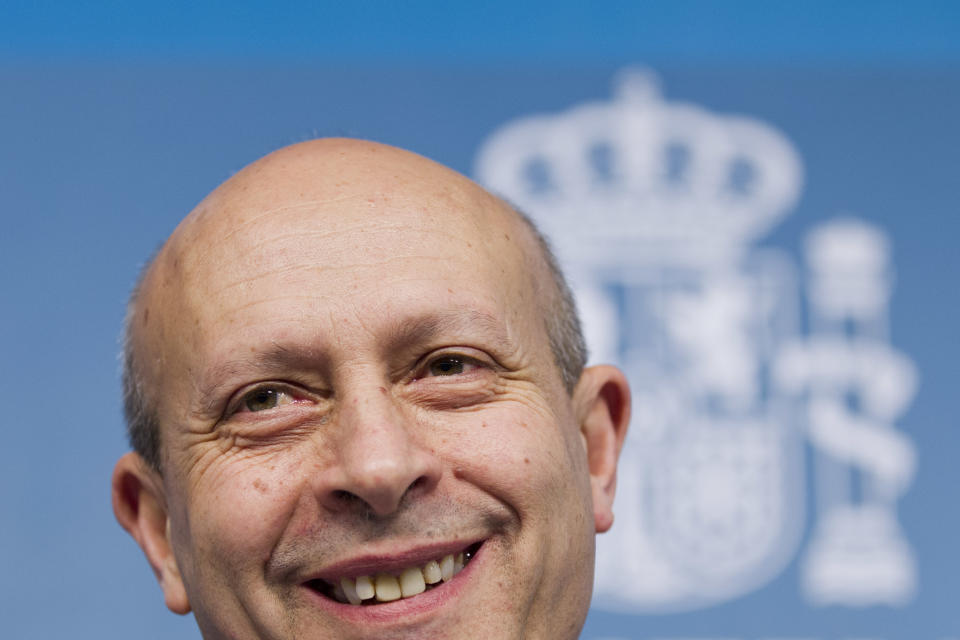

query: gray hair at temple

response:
[121,208,587,472]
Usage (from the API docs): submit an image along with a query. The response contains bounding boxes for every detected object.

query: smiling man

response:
[112,138,630,639]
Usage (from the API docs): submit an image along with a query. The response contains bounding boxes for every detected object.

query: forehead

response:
[187,211,525,342]
[139,144,550,394]
[168,142,528,292]
[173,183,532,321]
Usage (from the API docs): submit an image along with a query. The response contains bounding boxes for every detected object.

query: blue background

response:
[1,2,958,638]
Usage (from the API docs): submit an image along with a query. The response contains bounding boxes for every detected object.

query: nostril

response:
[333,490,363,505]
[327,475,434,517]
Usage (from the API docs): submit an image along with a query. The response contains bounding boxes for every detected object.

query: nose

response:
[321,385,442,517]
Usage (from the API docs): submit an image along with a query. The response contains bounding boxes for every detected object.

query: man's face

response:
[115,140,627,640]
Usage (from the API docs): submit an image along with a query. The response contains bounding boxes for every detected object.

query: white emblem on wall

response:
[474,69,918,613]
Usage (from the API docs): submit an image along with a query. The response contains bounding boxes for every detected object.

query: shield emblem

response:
[474,69,810,611]
[475,69,918,613]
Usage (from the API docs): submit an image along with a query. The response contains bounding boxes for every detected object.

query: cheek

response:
[441,405,586,515]
[181,448,307,565]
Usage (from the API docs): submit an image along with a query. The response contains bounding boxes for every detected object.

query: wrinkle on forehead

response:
[130,138,550,416]
[153,140,517,284]
[162,140,524,282]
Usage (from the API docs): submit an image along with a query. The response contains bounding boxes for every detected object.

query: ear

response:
[573,365,631,534]
[112,452,191,615]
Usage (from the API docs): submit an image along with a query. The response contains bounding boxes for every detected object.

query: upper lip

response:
[301,538,482,584]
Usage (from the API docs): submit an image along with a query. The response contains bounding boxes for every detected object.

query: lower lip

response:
[301,542,486,625]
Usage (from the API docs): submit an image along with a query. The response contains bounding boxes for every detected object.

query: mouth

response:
[306,541,483,606]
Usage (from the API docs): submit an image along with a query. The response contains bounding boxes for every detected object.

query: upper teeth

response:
[333,551,468,605]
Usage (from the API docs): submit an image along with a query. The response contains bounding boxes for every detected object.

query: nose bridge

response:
[327,379,440,516]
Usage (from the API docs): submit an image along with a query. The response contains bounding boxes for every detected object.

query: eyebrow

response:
[192,308,514,418]
[192,344,326,419]
[383,309,511,353]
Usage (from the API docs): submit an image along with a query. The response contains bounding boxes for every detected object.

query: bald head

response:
[113,138,630,640]
[123,138,586,470]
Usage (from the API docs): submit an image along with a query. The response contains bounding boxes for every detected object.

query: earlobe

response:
[112,452,191,615]
[573,365,631,534]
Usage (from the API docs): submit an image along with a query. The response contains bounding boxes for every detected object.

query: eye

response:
[240,387,290,412]
[429,356,465,376]
[424,354,485,378]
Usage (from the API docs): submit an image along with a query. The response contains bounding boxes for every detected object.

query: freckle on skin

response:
[253,479,268,493]
[524,458,530,464]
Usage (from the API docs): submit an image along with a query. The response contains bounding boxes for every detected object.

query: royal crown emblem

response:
[474,69,918,613]
[474,68,802,266]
